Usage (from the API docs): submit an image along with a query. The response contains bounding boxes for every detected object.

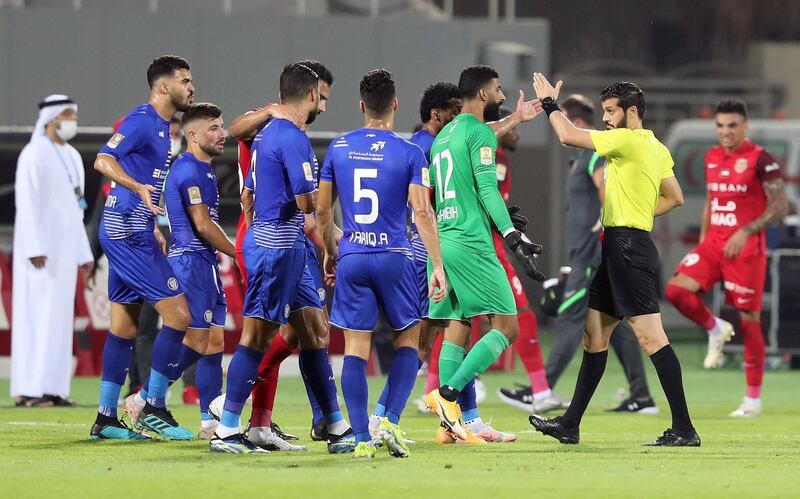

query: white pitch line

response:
[6,421,86,427]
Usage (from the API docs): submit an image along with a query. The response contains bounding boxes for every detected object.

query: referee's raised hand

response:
[532,73,563,101]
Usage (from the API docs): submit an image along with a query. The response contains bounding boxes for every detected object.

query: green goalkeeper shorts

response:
[427,241,516,321]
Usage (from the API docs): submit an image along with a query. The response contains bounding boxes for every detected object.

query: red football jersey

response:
[704,139,781,255]
[235,138,253,253]
[496,146,511,202]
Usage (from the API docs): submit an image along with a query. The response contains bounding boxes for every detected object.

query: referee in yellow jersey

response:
[528,76,700,447]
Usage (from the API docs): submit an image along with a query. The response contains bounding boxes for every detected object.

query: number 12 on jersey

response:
[432,149,456,203]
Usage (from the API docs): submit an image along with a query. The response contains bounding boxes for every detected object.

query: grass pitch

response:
[1,340,798,498]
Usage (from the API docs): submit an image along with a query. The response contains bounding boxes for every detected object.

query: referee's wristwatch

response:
[540,97,561,117]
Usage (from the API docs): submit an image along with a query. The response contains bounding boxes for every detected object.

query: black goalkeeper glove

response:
[507,205,528,233]
[504,230,546,281]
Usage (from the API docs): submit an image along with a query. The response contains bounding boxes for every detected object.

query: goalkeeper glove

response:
[504,230,546,281]
[507,205,528,233]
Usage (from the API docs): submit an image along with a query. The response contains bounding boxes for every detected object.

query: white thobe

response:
[11,135,93,398]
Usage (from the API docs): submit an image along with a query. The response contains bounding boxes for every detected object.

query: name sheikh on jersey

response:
[105,168,168,208]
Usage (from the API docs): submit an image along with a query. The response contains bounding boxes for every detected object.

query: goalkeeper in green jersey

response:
[424,65,546,440]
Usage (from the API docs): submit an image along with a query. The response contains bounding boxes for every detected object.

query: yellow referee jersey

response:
[590,128,674,232]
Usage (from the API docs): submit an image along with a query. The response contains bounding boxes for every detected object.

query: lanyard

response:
[49,140,81,191]
[48,140,87,210]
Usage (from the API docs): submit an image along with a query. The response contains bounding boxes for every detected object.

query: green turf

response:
[1,340,798,498]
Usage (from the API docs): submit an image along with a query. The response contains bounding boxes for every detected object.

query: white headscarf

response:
[32,94,78,140]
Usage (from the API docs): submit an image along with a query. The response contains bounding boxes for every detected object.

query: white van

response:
[657,119,800,275]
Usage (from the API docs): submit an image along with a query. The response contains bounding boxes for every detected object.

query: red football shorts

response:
[675,237,766,312]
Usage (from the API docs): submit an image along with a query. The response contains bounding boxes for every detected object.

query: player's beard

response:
[172,90,193,112]
[200,142,223,157]
[305,107,319,125]
[484,100,502,121]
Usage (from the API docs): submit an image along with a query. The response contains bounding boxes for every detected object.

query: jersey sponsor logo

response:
[167,277,179,291]
[765,162,780,173]
[711,212,738,227]
[707,182,747,193]
[204,310,213,323]
[681,252,701,267]
[479,146,493,165]
[736,297,752,305]
[707,163,719,169]
[159,131,165,138]
[723,280,755,295]
[188,186,203,205]
[107,133,124,149]
[421,168,431,188]
[711,198,736,212]
[734,158,748,174]
[370,141,386,152]
[302,162,313,181]
[720,169,730,177]
[152,168,168,180]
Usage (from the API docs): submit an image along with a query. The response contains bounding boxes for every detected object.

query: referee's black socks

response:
[562,350,608,428]
[650,344,694,434]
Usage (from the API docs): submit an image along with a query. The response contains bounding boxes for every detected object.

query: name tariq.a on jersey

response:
[349,231,389,246]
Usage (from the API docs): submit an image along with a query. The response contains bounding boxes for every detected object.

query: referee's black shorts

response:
[588,227,660,319]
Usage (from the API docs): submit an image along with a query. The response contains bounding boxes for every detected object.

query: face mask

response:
[56,119,78,142]
[170,138,182,157]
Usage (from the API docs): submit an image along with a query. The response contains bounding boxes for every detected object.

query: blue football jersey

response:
[320,128,428,257]
[98,103,171,239]
[247,118,317,249]
[409,129,435,161]
[164,152,220,264]
[407,129,435,258]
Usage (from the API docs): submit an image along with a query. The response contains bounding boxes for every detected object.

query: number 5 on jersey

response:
[432,149,456,203]
[354,168,379,224]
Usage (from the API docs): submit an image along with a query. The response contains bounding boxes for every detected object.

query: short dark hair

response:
[181,102,222,127]
[360,69,396,115]
[295,60,334,86]
[419,82,460,123]
[715,99,748,120]
[147,55,190,88]
[279,62,320,102]
[562,94,595,124]
[600,82,646,119]
[458,65,499,100]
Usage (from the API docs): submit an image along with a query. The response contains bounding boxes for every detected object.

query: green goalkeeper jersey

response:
[429,113,515,252]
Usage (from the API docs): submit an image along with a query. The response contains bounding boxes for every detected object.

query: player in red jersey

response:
[666,99,788,417]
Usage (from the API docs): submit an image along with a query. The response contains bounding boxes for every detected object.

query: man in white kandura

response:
[11,94,94,407]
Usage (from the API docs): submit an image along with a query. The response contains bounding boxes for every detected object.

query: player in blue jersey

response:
[221,61,340,447]
[318,69,447,459]
[210,63,351,454]
[123,103,234,440]
[90,55,195,441]
[367,82,460,433]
